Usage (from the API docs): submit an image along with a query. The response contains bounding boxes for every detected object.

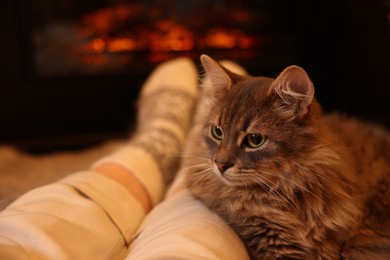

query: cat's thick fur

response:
[184,55,390,259]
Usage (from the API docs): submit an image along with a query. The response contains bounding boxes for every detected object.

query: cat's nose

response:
[215,161,234,174]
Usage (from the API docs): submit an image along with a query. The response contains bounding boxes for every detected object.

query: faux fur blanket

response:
[0,140,125,210]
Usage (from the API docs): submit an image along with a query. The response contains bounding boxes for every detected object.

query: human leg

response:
[124,59,250,259]
[0,57,198,259]
[92,57,198,211]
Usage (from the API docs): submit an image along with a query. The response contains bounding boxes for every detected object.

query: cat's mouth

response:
[212,163,236,185]
[212,164,252,187]
[212,163,276,190]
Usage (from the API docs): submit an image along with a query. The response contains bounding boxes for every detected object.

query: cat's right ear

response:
[200,54,231,91]
[271,65,315,117]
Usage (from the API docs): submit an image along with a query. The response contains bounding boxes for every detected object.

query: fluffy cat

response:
[184,55,390,259]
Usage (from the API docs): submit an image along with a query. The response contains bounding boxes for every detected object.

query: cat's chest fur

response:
[188,172,343,259]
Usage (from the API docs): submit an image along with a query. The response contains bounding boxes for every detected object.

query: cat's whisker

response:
[238,170,273,193]
[259,170,324,205]
[174,153,210,161]
[178,163,210,173]
[238,168,302,212]
[248,172,301,212]
[189,168,214,188]
[181,154,210,159]
[186,163,213,175]
[236,173,251,190]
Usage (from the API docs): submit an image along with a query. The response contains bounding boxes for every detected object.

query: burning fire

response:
[79,3,260,55]
[30,2,265,73]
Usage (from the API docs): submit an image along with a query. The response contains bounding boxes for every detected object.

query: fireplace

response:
[1,0,389,151]
[30,1,263,76]
[23,0,302,78]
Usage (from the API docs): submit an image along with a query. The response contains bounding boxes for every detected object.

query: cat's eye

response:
[211,125,223,140]
[246,133,265,148]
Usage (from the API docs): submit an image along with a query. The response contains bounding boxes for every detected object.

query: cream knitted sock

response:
[94,57,198,205]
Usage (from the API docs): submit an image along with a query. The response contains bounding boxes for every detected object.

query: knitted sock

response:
[94,57,198,206]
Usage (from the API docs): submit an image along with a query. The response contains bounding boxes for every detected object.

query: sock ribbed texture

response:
[94,58,198,205]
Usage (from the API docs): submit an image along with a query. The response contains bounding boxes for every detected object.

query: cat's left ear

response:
[271,65,315,117]
[200,54,232,91]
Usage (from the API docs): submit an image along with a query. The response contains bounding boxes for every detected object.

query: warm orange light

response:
[181,38,194,51]
[108,38,136,52]
[206,28,236,49]
[238,37,254,49]
[81,54,109,66]
[76,3,260,65]
[91,38,105,53]
[82,3,135,34]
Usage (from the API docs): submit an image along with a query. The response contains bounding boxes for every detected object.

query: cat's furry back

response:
[183,55,390,259]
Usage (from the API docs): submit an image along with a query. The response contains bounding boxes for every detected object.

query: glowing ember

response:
[79,3,260,55]
[107,38,137,52]
[91,38,105,53]
[33,2,265,75]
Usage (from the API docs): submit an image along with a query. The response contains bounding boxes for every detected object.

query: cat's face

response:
[200,55,318,189]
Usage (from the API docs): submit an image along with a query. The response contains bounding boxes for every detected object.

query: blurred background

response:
[1,0,389,152]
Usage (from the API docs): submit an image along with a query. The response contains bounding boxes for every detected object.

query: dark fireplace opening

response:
[27,0,300,78]
[1,0,389,152]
